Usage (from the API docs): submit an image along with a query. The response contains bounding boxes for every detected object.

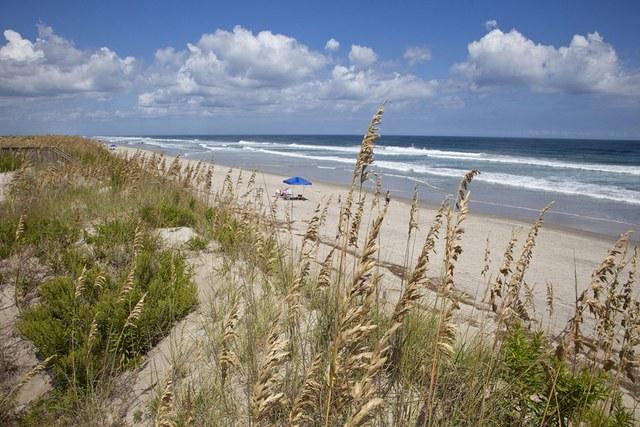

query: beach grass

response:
[0,118,638,426]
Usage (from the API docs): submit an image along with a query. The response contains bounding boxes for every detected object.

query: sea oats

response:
[345,208,446,425]
[132,221,144,257]
[455,169,479,210]
[118,267,136,303]
[355,103,385,185]
[14,211,25,242]
[124,292,147,328]
[155,372,175,427]
[317,247,335,289]
[349,198,365,247]
[489,228,520,312]
[409,185,419,236]
[94,272,107,291]
[220,295,240,387]
[289,354,323,426]
[1,355,56,409]
[87,315,98,350]
[545,282,554,317]
[251,318,290,423]
[74,265,87,300]
[481,236,491,278]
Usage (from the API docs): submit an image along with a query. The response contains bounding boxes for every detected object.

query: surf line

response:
[389,173,636,227]
[469,199,637,227]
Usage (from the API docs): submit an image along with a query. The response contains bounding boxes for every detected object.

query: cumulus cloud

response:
[454,28,640,96]
[484,20,498,31]
[348,44,377,67]
[138,26,330,111]
[325,38,340,51]
[139,27,436,114]
[0,25,136,96]
[320,65,437,101]
[196,26,327,84]
[0,30,44,62]
[404,46,431,65]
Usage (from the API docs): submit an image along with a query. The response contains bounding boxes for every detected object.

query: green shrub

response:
[496,324,610,425]
[0,153,23,172]
[23,217,79,254]
[140,201,196,228]
[19,249,197,390]
[186,235,208,251]
[0,218,17,258]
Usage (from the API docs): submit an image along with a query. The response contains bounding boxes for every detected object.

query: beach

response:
[2,136,637,425]
[102,135,640,240]
[118,145,627,336]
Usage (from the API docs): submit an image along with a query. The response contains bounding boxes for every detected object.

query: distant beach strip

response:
[95,135,640,238]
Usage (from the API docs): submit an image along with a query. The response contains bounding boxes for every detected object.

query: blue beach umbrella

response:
[283,176,312,186]
[282,176,312,198]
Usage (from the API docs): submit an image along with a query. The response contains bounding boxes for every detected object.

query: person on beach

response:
[385,190,391,204]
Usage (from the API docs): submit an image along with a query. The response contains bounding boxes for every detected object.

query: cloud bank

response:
[139,26,435,114]
[455,27,640,96]
[1,22,638,127]
[0,25,136,97]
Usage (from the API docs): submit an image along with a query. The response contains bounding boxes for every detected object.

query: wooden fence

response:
[0,146,73,164]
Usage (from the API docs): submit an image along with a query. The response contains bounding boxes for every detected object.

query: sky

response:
[1,0,639,139]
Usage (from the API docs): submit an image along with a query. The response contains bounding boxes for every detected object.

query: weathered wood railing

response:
[0,146,74,163]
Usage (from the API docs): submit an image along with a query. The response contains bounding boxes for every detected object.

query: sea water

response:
[96,135,640,239]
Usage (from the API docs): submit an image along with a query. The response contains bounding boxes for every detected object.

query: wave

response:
[249,148,640,205]
[198,142,243,152]
[249,148,356,165]
[238,139,361,154]
[237,139,640,176]
[421,151,640,176]
[98,137,639,176]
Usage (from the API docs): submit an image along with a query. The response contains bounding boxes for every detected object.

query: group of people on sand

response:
[275,187,295,199]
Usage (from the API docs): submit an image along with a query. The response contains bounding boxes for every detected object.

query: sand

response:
[117,146,633,337]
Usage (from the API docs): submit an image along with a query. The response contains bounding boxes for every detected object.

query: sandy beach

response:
[119,146,628,336]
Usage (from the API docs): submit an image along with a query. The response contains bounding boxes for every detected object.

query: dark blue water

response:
[97,134,640,239]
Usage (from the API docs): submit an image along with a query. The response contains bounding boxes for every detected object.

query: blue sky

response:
[1,0,639,138]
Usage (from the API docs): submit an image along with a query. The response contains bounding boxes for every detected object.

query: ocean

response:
[96,135,640,239]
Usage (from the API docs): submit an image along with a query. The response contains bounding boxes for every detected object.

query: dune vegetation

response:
[0,107,638,426]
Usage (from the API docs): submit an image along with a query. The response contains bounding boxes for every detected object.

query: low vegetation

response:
[0,153,24,172]
[0,110,638,427]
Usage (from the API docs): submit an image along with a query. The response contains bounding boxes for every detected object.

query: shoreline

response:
[120,144,625,245]
[293,168,626,245]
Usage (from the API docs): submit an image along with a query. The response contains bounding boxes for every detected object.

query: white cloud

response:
[484,20,498,31]
[0,26,136,96]
[196,26,327,84]
[348,44,377,67]
[321,65,437,101]
[325,38,340,51]
[404,46,431,65]
[139,27,437,114]
[454,28,640,96]
[0,30,44,62]
[138,26,330,111]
